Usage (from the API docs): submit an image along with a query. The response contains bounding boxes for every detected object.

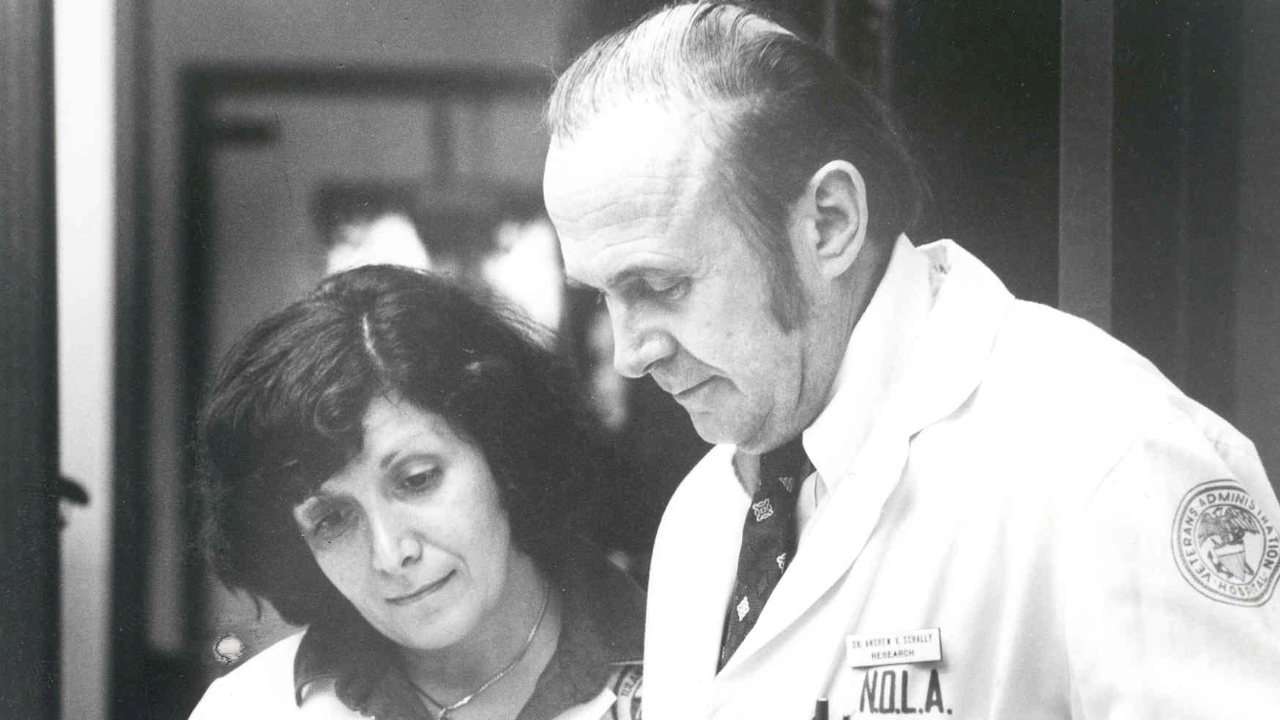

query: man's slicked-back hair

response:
[547,0,924,328]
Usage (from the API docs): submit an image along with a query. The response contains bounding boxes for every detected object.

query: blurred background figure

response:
[583,307,629,434]
[313,180,564,333]
[328,213,432,274]
[312,183,437,275]
[482,216,565,334]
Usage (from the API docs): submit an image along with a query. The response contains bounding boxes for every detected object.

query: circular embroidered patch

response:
[1172,480,1280,606]
[609,662,643,720]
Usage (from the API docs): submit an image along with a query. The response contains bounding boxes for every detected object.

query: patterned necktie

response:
[718,436,809,671]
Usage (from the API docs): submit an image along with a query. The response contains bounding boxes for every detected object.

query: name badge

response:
[846,628,942,668]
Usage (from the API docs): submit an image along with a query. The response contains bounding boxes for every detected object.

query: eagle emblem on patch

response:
[1172,480,1280,606]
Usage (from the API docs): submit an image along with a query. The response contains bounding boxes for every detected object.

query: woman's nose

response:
[368,511,421,573]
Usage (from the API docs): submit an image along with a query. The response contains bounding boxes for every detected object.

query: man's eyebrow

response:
[598,267,677,292]
[565,275,596,291]
[564,269,641,293]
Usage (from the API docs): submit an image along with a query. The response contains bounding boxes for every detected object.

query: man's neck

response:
[731,236,895,467]
[782,236,894,450]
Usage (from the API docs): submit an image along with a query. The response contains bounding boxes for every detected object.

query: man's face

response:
[544,107,817,452]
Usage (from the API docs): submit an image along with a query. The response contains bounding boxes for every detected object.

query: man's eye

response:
[645,277,690,300]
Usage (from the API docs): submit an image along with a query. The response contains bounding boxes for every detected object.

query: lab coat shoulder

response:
[974,300,1280,717]
[1062,414,1280,717]
[972,299,1250,499]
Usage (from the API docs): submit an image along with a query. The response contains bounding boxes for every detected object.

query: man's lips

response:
[386,570,455,606]
[671,377,714,400]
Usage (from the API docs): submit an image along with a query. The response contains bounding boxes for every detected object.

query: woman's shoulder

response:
[558,537,645,643]
[189,630,337,719]
[527,541,645,720]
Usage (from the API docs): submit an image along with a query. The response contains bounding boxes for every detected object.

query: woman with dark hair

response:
[190,265,642,720]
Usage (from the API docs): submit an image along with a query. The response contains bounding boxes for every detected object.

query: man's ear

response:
[793,160,868,281]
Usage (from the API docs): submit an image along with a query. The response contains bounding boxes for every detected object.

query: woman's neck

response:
[398,553,561,710]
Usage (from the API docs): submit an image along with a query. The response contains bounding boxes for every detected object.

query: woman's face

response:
[292,395,521,652]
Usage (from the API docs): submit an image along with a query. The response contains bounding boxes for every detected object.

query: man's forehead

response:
[545,102,720,201]
[556,203,696,288]
[546,109,722,264]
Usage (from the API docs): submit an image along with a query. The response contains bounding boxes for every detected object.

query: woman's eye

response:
[310,508,352,539]
[401,468,442,493]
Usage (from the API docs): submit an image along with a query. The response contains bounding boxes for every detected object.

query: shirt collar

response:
[292,605,410,717]
[801,235,936,496]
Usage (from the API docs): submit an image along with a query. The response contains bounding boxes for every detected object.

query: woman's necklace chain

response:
[410,579,552,720]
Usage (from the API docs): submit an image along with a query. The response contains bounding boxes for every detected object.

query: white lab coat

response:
[644,239,1280,719]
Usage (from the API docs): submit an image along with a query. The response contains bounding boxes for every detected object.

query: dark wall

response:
[1,1,61,717]
[895,0,1061,306]
[1112,0,1241,418]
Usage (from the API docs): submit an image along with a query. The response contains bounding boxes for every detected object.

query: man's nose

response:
[368,509,420,573]
[611,306,675,378]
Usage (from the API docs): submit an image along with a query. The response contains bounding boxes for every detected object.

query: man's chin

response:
[685,408,756,448]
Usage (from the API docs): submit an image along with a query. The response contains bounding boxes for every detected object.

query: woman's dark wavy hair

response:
[198,265,598,626]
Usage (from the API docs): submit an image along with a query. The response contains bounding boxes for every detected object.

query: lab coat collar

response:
[715,238,1016,676]
[802,234,935,512]
[895,239,1016,435]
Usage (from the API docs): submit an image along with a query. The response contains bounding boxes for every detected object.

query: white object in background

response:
[483,217,565,335]
[55,0,115,718]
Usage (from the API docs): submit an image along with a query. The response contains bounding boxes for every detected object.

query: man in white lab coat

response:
[543,2,1280,717]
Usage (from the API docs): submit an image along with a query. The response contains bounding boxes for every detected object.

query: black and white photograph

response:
[4,0,1280,718]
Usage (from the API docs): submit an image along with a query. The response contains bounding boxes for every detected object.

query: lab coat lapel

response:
[720,397,914,672]
[645,445,750,713]
[720,241,1016,673]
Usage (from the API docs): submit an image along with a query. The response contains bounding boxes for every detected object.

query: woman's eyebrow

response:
[379,449,403,471]
[378,440,442,471]
[298,488,332,505]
